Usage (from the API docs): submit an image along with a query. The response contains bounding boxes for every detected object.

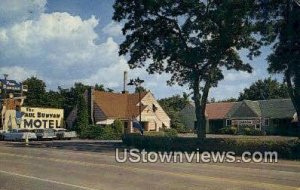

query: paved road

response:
[0,140,300,190]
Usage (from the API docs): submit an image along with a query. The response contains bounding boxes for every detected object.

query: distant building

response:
[66,89,170,133]
[180,99,298,135]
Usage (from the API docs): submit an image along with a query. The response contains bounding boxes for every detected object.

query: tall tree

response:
[135,86,147,93]
[95,84,114,92]
[159,95,189,132]
[238,78,290,101]
[59,83,90,117]
[254,0,300,120]
[113,0,260,138]
[23,77,47,107]
[75,95,89,134]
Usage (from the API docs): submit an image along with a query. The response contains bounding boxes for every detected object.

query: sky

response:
[0,0,282,100]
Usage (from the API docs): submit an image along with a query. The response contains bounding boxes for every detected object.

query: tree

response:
[253,0,300,120]
[95,84,114,92]
[158,95,189,132]
[23,77,47,107]
[238,78,290,101]
[44,90,65,108]
[60,83,90,117]
[218,97,237,102]
[135,86,147,93]
[113,0,260,138]
[75,95,89,134]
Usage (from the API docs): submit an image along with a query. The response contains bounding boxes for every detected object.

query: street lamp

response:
[127,77,144,123]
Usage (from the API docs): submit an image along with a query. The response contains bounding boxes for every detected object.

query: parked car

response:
[54,128,77,140]
[4,129,37,141]
[35,128,56,140]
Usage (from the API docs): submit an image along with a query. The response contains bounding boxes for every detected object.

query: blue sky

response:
[0,0,282,100]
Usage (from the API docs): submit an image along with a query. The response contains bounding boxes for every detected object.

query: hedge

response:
[80,120,124,140]
[122,134,300,159]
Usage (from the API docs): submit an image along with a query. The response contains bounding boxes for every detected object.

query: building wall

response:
[141,92,170,129]
[179,103,196,130]
[93,104,107,122]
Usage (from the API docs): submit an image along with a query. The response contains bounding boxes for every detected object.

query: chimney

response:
[122,71,128,94]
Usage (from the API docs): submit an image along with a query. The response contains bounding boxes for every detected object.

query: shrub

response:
[100,126,119,140]
[164,128,178,137]
[219,127,237,135]
[112,119,124,137]
[79,123,123,140]
[122,134,300,159]
[131,129,177,137]
[144,131,165,136]
[80,125,103,139]
[171,122,191,133]
[241,127,265,136]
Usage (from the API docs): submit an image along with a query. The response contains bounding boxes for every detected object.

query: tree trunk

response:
[193,74,206,139]
[285,70,300,125]
[293,63,300,124]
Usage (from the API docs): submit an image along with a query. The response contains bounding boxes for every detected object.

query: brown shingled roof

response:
[206,102,236,119]
[93,91,148,119]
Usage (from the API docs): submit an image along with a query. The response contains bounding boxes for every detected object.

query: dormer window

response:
[152,104,158,112]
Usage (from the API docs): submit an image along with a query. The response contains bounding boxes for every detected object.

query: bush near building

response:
[80,120,124,140]
[219,127,238,135]
[122,135,300,159]
[218,126,266,136]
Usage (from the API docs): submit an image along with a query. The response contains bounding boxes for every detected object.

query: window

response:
[152,104,158,112]
[226,119,232,126]
[263,118,269,126]
[255,124,261,130]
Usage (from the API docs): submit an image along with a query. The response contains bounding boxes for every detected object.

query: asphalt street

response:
[0,140,299,190]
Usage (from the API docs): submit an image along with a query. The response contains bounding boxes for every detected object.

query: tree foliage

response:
[75,95,89,133]
[238,78,290,101]
[22,77,113,121]
[159,94,190,132]
[253,0,300,118]
[23,77,47,107]
[135,86,148,93]
[113,0,260,138]
[95,84,114,92]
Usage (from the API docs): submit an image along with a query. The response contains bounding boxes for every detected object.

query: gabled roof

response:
[183,102,236,120]
[182,99,296,120]
[93,91,148,120]
[258,99,295,118]
[206,102,236,119]
[227,100,261,118]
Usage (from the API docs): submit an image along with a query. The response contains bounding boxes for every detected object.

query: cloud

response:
[102,21,123,37]
[0,2,187,98]
[0,10,130,89]
[0,66,37,82]
[0,0,270,100]
[224,70,255,81]
[0,0,46,26]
